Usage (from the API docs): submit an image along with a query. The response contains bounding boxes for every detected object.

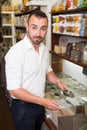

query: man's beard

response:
[33,36,43,44]
[28,34,43,45]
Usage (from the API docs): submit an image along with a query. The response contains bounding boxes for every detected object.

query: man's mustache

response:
[34,36,42,39]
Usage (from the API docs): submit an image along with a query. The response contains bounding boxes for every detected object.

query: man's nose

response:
[37,29,41,36]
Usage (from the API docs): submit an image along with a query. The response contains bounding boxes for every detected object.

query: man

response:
[5,10,67,130]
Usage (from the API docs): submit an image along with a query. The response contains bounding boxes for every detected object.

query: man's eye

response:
[41,27,47,31]
[32,26,37,30]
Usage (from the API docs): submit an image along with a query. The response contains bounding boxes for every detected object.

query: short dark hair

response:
[27,10,48,23]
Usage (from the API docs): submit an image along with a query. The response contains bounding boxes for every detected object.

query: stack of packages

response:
[52,0,87,36]
[52,0,87,11]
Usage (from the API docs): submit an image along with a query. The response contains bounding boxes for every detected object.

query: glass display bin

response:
[45,72,87,130]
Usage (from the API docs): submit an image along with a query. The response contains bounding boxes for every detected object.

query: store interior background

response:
[1,0,87,86]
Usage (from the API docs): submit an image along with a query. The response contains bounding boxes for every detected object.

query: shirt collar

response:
[22,35,33,50]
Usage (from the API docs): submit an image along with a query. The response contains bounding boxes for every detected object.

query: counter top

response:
[45,72,87,106]
[45,72,87,128]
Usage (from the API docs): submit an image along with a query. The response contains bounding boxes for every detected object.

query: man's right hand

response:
[41,98,61,110]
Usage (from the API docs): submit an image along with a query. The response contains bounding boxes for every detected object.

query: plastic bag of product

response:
[82,0,87,7]
[67,0,82,9]
[52,0,67,12]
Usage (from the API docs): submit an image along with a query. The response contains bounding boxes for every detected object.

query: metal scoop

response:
[63,90,75,98]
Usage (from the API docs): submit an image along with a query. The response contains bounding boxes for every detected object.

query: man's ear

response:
[26,27,29,32]
[25,23,28,32]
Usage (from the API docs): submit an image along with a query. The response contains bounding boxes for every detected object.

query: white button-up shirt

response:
[5,35,52,98]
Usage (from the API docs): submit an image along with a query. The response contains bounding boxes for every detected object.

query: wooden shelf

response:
[15,7,40,17]
[2,24,12,26]
[51,7,87,72]
[15,25,25,28]
[3,35,12,38]
[51,7,87,15]
[50,51,87,68]
[52,33,87,39]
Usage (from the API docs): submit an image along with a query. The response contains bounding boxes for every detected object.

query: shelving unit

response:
[50,50,87,68]
[51,8,87,72]
[51,7,87,15]
[1,11,16,48]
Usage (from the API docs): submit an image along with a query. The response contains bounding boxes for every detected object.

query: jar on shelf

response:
[83,45,87,64]
[71,43,81,61]
[66,42,73,56]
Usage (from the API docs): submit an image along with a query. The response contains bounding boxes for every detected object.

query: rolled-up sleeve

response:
[5,47,23,90]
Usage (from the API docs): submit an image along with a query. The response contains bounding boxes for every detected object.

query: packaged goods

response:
[52,0,67,12]
[81,19,87,28]
[54,45,61,54]
[52,14,86,36]
[67,0,82,9]
[82,0,87,7]
[73,0,82,8]
[65,14,82,35]
[66,43,73,56]
[80,19,87,36]
[52,15,66,34]
[71,48,81,61]
[52,16,59,33]
[70,43,80,61]
[67,0,73,10]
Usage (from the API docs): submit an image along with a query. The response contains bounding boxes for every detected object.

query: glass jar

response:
[71,48,81,61]
[83,45,87,64]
